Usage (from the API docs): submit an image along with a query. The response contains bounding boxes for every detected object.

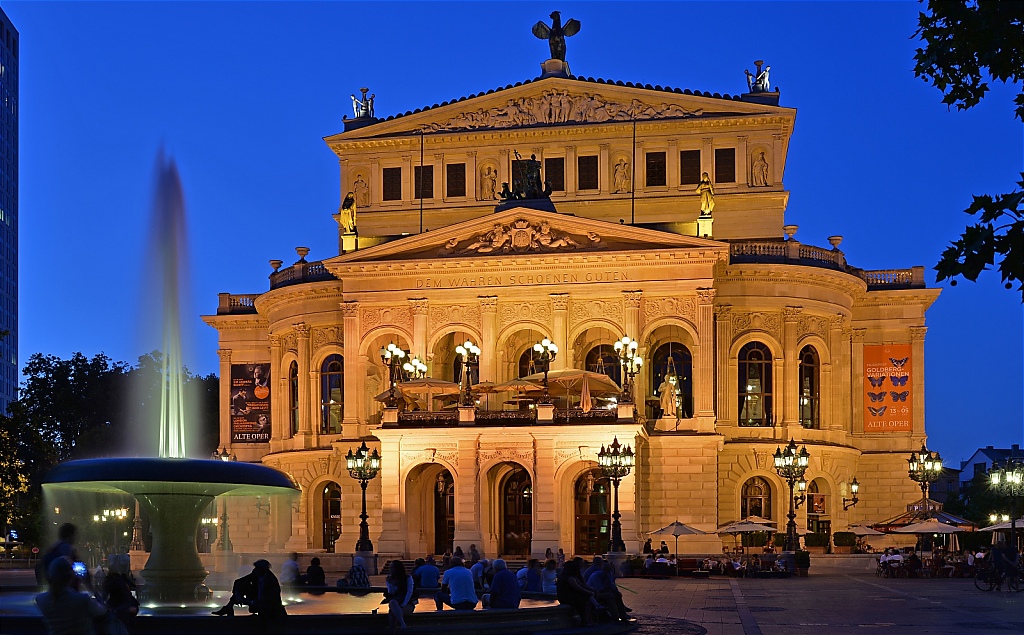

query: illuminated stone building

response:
[205,53,938,559]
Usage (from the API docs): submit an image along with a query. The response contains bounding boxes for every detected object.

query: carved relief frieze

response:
[644,297,696,323]
[361,306,413,335]
[436,451,460,469]
[279,331,298,353]
[312,325,343,350]
[752,449,770,470]
[421,89,703,133]
[570,299,623,326]
[732,311,781,339]
[440,218,600,256]
[429,304,482,331]
[499,302,552,328]
[555,446,592,472]
[477,446,534,468]
[797,314,829,339]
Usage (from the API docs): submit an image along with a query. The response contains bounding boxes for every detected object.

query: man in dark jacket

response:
[213,559,287,619]
[483,559,521,609]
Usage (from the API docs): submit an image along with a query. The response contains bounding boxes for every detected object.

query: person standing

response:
[35,557,109,635]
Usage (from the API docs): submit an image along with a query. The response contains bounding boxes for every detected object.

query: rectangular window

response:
[544,157,565,192]
[645,152,667,187]
[382,167,402,201]
[577,155,599,190]
[414,165,434,199]
[714,148,736,183]
[680,150,701,185]
[446,163,466,198]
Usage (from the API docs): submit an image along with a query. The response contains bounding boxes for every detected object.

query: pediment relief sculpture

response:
[440,218,600,256]
[421,89,703,133]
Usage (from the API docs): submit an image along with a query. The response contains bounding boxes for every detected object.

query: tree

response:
[913,0,1024,299]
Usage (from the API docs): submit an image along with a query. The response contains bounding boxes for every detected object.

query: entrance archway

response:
[574,468,611,555]
[320,481,342,553]
[434,470,455,555]
[500,467,533,555]
[404,463,455,557]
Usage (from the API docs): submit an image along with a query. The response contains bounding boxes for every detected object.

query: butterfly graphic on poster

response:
[868,391,887,402]
[868,376,886,388]
[868,406,887,417]
[890,391,909,402]
[890,357,909,368]
[890,376,909,387]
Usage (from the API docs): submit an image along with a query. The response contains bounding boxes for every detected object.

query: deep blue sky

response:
[7,2,1022,466]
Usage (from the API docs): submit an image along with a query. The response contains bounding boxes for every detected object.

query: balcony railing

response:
[858,267,925,290]
[217,293,259,315]
[729,241,926,290]
[270,260,338,290]
[380,407,622,428]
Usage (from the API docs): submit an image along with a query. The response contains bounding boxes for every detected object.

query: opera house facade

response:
[204,59,938,560]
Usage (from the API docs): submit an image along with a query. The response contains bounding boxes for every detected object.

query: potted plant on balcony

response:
[832,532,856,554]
[794,550,810,577]
[803,532,829,554]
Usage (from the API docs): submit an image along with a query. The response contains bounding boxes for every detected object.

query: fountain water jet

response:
[43,153,297,601]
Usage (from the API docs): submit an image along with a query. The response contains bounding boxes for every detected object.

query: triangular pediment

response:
[326,76,793,142]
[326,206,725,267]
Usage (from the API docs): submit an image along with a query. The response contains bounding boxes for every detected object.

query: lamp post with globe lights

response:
[403,356,428,380]
[380,343,407,408]
[598,437,634,553]
[989,457,1023,552]
[532,338,558,404]
[774,439,810,552]
[455,340,481,405]
[613,336,642,404]
[346,441,382,553]
[907,444,943,506]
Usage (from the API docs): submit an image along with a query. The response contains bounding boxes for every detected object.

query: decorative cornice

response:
[217,349,232,362]
[294,322,310,337]
[551,293,570,311]
[341,301,360,317]
[783,306,802,321]
[479,296,498,312]
[909,326,928,342]
[622,290,643,308]
[409,298,430,315]
[696,288,716,305]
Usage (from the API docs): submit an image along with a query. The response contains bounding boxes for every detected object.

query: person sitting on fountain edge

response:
[213,559,286,619]
[435,556,477,611]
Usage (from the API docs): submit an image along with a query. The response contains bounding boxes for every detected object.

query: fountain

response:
[41,154,297,600]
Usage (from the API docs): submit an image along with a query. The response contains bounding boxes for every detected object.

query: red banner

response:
[863,344,912,432]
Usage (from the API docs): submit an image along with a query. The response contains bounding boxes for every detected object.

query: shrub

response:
[832,532,857,547]
[803,532,830,548]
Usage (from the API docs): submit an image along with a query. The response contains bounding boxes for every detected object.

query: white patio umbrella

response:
[893,519,964,534]
[396,377,460,412]
[579,374,593,413]
[523,369,621,397]
[741,515,777,527]
[979,518,1024,532]
[649,520,707,556]
[849,525,885,537]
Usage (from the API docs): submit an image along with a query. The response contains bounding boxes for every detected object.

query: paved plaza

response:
[626,572,1024,635]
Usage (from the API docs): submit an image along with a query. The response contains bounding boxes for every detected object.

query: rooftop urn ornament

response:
[532,11,580,62]
[350,87,375,119]
[745,60,771,93]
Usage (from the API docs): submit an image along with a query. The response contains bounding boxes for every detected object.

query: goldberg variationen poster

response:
[230,363,271,443]
[863,344,912,433]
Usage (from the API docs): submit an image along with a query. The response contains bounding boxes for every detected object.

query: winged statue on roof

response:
[532,11,580,61]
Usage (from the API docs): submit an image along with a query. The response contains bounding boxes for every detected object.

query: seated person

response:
[483,559,521,609]
[414,556,440,589]
[470,558,490,592]
[304,556,326,587]
[338,556,371,588]
[586,561,631,621]
[556,559,601,626]
[385,560,417,632]
[583,556,604,583]
[280,553,299,586]
[212,559,287,618]
[435,557,477,611]
[643,554,655,571]
[525,558,543,593]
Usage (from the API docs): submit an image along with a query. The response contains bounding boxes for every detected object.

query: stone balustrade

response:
[216,292,259,315]
[729,241,925,290]
[859,266,925,290]
[269,260,338,290]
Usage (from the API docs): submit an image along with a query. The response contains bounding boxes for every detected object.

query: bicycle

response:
[974,562,1022,592]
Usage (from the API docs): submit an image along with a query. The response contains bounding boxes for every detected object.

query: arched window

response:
[320,354,344,435]
[650,343,693,419]
[585,344,621,386]
[738,342,773,426]
[517,350,536,378]
[799,345,820,429]
[741,477,772,519]
[574,469,611,555]
[288,361,299,435]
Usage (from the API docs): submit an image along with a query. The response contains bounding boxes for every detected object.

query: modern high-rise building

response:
[0,7,16,413]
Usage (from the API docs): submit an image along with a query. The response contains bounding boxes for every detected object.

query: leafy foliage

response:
[942,473,1005,524]
[914,1,1024,299]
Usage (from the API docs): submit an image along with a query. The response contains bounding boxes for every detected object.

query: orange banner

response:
[863,344,912,432]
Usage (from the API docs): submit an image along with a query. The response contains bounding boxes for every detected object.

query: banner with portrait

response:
[231,363,271,443]
[863,344,912,433]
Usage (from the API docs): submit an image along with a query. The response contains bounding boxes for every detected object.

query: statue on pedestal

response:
[340,192,357,233]
[532,11,580,61]
[658,376,678,419]
[350,87,375,119]
[696,172,715,216]
[744,60,771,93]
[751,151,770,187]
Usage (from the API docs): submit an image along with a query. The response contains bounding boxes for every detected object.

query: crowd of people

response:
[877,544,1021,582]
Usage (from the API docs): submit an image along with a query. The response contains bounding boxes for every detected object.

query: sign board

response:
[863,344,912,432]
[230,363,271,443]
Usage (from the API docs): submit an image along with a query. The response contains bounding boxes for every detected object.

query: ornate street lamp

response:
[774,439,810,552]
[379,342,407,407]
[613,336,643,404]
[843,477,860,510]
[532,338,558,404]
[346,441,382,553]
[455,340,481,406]
[907,443,943,505]
[597,437,634,553]
[403,355,428,380]
[794,476,807,508]
[989,456,1023,552]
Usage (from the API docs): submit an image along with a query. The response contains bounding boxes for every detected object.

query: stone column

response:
[342,301,360,436]
[369,158,381,206]
[466,151,477,201]
[622,290,642,337]
[715,306,733,424]
[479,296,498,382]
[217,349,232,452]
[310,367,321,447]
[667,139,679,189]
[599,144,610,194]
[632,141,644,196]
[772,134,785,185]
[531,438,558,558]
[295,323,313,448]
[782,307,802,431]
[737,136,748,186]
[453,436,484,551]
[498,150,510,190]
[551,294,569,370]
[910,326,927,436]
[402,155,414,204]
[828,315,848,432]
[564,145,577,196]
[851,329,866,435]
[695,289,717,426]
[409,299,429,360]
[701,137,714,178]
[375,433,407,555]
[269,336,284,447]
[433,152,444,202]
